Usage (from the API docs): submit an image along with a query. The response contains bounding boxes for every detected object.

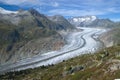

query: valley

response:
[0,6,120,80]
[0,27,106,74]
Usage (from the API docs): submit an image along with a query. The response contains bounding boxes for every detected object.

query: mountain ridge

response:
[68,15,115,28]
[48,15,75,30]
[68,15,97,27]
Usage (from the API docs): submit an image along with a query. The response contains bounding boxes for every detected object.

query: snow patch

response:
[0,7,18,14]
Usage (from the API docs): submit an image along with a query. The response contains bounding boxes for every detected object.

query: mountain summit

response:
[68,15,114,27]
[68,16,97,27]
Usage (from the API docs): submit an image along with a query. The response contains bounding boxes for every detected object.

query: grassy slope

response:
[1,46,120,80]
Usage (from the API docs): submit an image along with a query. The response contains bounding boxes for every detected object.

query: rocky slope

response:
[0,8,75,65]
[88,18,114,28]
[100,27,120,47]
[0,8,74,30]
[48,15,75,31]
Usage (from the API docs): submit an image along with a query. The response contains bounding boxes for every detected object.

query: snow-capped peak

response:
[0,7,18,14]
[68,15,98,27]
[91,16,97,21]
[72,16,97,23]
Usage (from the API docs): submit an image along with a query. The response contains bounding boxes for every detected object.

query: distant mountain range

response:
[68,16,115,28]
[68,16,97,27]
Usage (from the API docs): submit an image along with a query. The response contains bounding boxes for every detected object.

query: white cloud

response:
[1,0,120,19]
[47,4,120,16]
[111,18,120,22]
[106,8,120,13]
[51,2,59,7]
[0,0,44,6]
[0,0,27,5]
[48,9,108,16]
[0,0,60,8]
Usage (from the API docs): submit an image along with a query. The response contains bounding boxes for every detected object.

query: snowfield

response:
[0,27,106,74]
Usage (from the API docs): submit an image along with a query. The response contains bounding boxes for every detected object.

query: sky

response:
[0,0,120,21]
